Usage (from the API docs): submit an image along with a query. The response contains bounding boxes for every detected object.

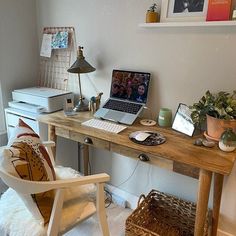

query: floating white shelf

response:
[139,21,236,28]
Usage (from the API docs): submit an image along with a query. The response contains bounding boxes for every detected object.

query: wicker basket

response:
[125,190,211,236]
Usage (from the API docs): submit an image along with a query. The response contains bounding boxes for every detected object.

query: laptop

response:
[94,69,151,125]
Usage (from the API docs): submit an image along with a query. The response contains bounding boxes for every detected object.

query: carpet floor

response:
[64,203,132,236]
[0,179,133,236]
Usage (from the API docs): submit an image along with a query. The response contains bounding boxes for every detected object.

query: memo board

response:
[39,26,77,91]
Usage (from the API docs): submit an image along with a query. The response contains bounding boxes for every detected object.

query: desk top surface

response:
[38,111,236,175]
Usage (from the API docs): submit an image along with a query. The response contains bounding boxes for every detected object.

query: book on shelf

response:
[206,0,233,21]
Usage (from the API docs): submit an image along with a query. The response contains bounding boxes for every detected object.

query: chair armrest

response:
[0,167,110,194]
[42,141,55,148]
[42,141,56,166]
[42,140,56,147]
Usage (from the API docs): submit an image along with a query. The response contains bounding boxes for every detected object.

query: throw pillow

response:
[1,119,56,225]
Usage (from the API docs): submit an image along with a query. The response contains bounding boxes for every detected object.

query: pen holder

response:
[158,108,172,127]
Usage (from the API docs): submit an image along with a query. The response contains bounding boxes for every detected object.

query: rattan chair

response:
[0,141,110,236]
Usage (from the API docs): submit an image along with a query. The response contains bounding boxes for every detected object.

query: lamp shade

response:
[67,46,96,74]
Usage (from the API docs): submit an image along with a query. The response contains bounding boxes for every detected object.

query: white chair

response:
[0,141,110,236]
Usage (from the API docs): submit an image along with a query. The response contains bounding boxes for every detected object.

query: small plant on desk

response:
[146,3,159,23]
[190,90,236,140]
[149,3,157,12]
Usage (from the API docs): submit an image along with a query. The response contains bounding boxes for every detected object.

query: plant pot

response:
[146,11,159,23]
[206,114,236,140]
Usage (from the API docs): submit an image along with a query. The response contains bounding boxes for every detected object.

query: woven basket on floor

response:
[125,189,211,236]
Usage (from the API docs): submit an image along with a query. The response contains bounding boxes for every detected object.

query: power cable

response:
[105,159,140,207]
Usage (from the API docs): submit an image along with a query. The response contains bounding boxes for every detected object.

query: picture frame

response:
[172,103,195,136]
[160,0,208,22]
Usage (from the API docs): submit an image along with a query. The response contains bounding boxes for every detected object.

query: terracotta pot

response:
[206,114,236,140]
[146,11,159,23]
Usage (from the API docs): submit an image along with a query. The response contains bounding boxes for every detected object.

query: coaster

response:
[140,119,157,126]
[129,131,166,146]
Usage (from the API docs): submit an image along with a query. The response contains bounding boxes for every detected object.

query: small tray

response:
[129,131,166,146]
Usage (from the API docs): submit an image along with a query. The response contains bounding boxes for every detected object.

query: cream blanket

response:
[0,166,96,236]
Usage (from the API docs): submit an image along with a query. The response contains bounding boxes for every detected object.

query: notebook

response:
[94,69,151,125]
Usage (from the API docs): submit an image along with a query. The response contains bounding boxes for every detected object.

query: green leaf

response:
[189,90,236,126]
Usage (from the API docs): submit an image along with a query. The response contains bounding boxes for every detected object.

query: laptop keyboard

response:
[103,99,142,114]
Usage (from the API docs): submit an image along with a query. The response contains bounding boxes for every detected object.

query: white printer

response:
[5,87,78,169]
[9,87,73,113]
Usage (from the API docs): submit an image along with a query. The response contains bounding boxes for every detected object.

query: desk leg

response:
[212,173,224,236]
[83,144,89,176]
[48,124,56,159]
[194,169,212,236]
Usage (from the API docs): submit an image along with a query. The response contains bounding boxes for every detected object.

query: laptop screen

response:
[110,70,151,104]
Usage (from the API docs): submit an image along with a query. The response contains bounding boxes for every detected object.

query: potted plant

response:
[190,90,236,140]
[146,3,159,23]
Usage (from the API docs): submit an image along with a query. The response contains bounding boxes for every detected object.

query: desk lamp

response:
[67,46,96,112]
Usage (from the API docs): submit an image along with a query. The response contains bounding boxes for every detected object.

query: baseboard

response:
[105,184,139,209]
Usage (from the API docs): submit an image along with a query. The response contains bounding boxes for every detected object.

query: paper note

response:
[40,34,52,58]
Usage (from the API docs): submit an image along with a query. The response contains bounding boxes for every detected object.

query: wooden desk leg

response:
[48,124,56,159]
[194,169,212,236]
[83,144,89,176]
[212,173,224,236]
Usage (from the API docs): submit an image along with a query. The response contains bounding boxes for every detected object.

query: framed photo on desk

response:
[172,103,195,136]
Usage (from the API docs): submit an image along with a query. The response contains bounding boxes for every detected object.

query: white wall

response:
[0,0,38,109]
[36,0,236,234]
[0,83,5,132]
[0,83,7,145]
[0,0,38,146]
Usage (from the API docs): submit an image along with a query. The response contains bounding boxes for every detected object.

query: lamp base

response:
[73,98,89,112]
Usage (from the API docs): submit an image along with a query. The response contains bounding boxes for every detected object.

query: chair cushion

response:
[1,119,56,225]
[0,166,96,236]
[55,166,96,202]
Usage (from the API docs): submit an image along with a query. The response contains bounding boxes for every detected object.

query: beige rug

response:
[0,181,132,236]
[65,204,132,236]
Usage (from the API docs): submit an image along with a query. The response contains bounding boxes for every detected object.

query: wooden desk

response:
[38,111,236,236]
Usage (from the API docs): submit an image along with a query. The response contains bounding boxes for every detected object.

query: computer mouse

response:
[135,132,152,142]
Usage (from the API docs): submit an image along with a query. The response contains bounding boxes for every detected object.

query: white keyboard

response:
[82,119,127,134]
